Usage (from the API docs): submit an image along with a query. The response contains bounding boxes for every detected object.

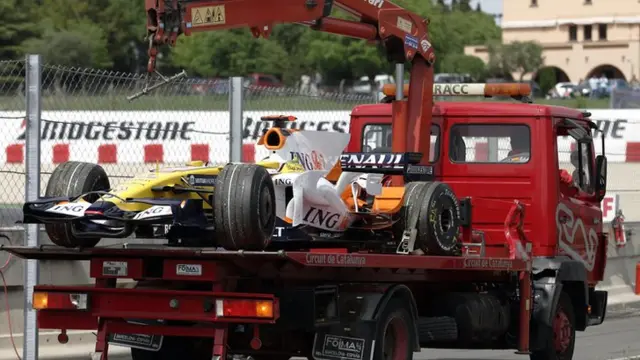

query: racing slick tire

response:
[530,292,576,360]
[44,161,110,248]
[400,181,461,256]
[213,163,276,250]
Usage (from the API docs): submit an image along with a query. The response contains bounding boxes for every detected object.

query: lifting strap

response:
[396,182,432,255]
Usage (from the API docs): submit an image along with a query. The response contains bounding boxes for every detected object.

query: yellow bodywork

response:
[99,162,224,212]
[96,159,304,213]
[96,151,406,216]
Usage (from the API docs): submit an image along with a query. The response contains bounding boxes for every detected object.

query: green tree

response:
[486,41,511,78]
[504,41,544,81]
[171,29,291,80]
[459,0,473,12]
[0,0,40,60]
[538,67,556,94]
[22,20,112,69]
[486,40,544,81]
[439,54,486,81]
[36,0,145,71]
[475,2,482,11]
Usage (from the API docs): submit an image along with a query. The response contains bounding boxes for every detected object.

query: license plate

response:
[107,320,163,352]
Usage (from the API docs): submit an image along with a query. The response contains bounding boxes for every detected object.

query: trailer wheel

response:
[530,292,576,360]
[213,163,276,250]
[130,336,213,360]
[44,161,110,248]
[374,298,415,360]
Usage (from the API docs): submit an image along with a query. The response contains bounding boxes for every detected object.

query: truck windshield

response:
[362,124,440,162]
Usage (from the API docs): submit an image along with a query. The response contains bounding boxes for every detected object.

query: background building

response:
[466,0,640,83]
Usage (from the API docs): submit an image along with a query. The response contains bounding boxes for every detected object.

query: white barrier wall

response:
[0,108,639,164]
[0,109,638,220]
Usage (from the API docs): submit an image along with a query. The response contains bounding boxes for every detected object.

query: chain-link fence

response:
[244,85,374,160]
[610,88,640,109]
[1,57,632,233]
[0,59,376,232]
[0,60,27,230]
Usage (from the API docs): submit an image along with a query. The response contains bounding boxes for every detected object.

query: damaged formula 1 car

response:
[22,115,463,255]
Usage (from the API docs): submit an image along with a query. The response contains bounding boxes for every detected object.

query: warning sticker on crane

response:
[396,17,413,33]
[191,5,226,27]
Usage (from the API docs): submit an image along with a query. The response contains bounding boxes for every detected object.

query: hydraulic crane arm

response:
[145,0,435,169]
[145,0,434,71]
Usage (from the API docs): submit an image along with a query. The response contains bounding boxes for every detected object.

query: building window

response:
[584,25,592,41]
[598,24,607,40]
[569,25,577,41]
[530,0,537,6]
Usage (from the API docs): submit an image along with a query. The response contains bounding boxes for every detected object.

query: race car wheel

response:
[400,181,461,256]
[44,161,110,248]
[213,163,276,250]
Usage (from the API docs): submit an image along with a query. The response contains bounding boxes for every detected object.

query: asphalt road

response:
[420,313,640,360]
[89,313,640,360]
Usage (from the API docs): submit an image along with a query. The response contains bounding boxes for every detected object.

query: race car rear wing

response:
[339,152,433,181]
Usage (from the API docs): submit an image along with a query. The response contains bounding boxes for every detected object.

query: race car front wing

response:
[22,196,210,238]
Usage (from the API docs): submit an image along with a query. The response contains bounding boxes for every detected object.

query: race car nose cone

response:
[85,201,116,217]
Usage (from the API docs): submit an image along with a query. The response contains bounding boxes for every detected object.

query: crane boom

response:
[144,0,435,169]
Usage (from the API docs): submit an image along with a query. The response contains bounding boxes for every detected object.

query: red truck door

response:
[554,118,605,284]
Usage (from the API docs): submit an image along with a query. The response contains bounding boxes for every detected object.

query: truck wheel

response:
[44,161,110,248]
[213,163,276,250]
[130,336,213,360]
[373,298,415,360]
[530,292,576,360]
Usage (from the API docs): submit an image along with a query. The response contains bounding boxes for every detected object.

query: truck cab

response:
[347,99,609,286]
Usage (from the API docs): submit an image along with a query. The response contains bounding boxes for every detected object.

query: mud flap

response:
[312,325,376,360]
[531,281,563,351]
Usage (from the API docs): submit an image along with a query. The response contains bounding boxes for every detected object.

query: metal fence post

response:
[23,54,41,360]
[395,63,404,100]
[229,77,243,162]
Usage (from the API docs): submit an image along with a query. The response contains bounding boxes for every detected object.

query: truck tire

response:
[213,163,276,250]
[44,161,110,248]
[373,298,415,360]
[530,292,576,360]
[130,336,213,360]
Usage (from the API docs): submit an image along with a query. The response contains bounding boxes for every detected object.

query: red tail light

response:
[33,292,89,311]
[215,299,274,319]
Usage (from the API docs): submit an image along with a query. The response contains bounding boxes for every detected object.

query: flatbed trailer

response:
[4,244,533,360]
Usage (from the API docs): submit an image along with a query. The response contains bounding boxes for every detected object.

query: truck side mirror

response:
[595,155,607,202]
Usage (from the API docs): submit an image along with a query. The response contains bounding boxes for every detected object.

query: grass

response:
[0,94,612,112]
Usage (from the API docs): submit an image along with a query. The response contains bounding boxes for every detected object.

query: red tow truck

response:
[2,1,609,360]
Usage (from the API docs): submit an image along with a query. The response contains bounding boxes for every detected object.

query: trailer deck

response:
[4,244,533,359]
[2,244,531,282]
